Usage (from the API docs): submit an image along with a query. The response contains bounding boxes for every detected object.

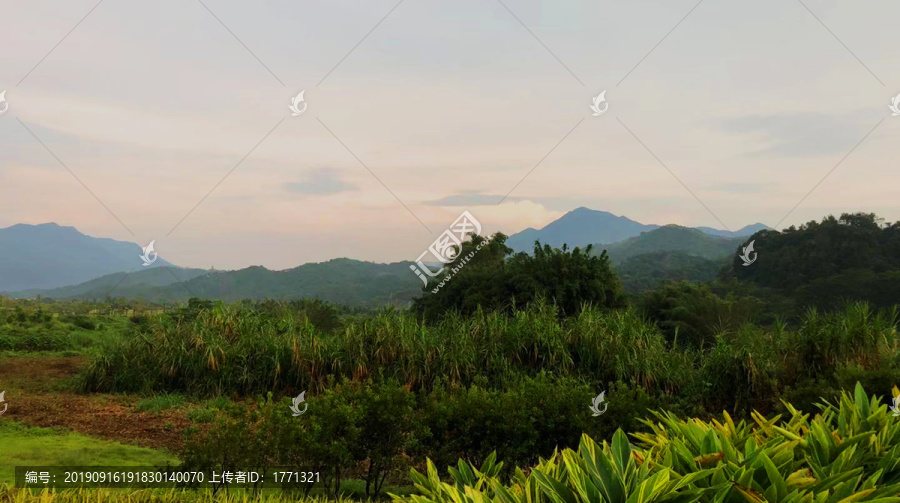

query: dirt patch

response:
[0,356,83,392]
[0,356,190,453]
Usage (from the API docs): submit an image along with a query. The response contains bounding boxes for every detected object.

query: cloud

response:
[721,112,873,158]
[283,168,356,196]
[423,191,520,206]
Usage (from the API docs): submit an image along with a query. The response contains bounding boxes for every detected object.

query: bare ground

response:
[0,356,190,452]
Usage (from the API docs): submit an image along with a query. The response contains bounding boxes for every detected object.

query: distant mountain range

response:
[9,260,422,309]
[1,211,772,304]
[506,207,768,254]
[0,223,171,292]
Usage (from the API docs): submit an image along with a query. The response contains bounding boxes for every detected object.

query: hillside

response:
[727,213,900,309]
[16,258,423,309]
[10,266,210,299]
[695,223,771,238]
[599,225,742,264]
[0,223,171,292]
[614,250,725,293]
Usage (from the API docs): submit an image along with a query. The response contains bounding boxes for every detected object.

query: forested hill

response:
[727,213,900,309]
[14,259,422,309]
[600,225,742,264]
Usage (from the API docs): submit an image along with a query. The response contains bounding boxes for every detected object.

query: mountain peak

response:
[0,223,170,292]
[506,208,658,253]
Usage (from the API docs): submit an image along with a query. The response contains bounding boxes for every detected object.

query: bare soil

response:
[0,356,190,452]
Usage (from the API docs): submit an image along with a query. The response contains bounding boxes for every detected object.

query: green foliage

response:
[0,486,355,503]
[0,421,178,486]
[729,213,900,309]
[602,224,742,263]
[0,303,123,353]
[697,325,780,414]
[615,250,724,294]
[399,384,900,503]
[784,302,898,381]
[78,300,682,395]
[182,382,416,498]
[412,235,626,322]
[416,376,653,473]
[638,281,762,348]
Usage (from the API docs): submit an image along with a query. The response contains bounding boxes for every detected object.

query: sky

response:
[1,0,898,270]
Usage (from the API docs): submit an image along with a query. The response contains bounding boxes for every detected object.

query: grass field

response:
[0,421,178,486]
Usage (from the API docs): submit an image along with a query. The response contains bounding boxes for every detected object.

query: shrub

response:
[398,384,900,503]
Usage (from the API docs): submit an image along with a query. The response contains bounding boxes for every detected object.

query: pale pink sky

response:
[1,0,899,269]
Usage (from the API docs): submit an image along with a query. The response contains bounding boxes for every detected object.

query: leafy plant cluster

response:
[727,212,900,311]
[411,235,626,322]
[179,376,651,499]
[79,298,900,417]
[0,304,118,352]
[78,299,682,396]
[399,384,900,503]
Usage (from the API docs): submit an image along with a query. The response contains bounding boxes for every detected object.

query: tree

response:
[412,235,626,321]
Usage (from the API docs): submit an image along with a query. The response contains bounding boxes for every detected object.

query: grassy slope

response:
[0,421,178,486]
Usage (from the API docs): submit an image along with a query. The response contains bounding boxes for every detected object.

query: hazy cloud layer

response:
[284,168,357,196]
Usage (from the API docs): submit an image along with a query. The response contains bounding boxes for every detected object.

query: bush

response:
[398,383,900,503]
[182,382,416,498]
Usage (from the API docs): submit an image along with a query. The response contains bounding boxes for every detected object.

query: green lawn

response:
[0,420,178,486]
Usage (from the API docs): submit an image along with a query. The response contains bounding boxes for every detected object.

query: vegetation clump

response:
[398,384,900,503]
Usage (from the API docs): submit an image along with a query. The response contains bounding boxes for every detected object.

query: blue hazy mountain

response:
[0,222,171,292]
[695,223,771,238]
[506,207,770,253]
[9,266,209,299]
[506,208,659,253]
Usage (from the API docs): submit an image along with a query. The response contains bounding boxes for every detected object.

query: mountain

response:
[506,208,769,254]
[696,223,772,238]
[15,258,423,309]
[0,223,171,292]
[506,208,658,253]
[10,266,209,299]
[600,225,743,264]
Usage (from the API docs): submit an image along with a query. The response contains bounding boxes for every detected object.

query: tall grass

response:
[78,300,688,396]
[78,300,900,408]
